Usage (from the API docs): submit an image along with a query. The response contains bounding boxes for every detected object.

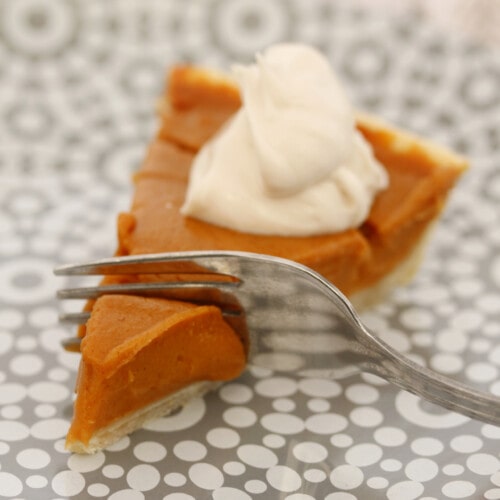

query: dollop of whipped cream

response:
[181,43,388,236]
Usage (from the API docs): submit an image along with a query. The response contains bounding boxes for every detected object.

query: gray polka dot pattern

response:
[1,0,500,498]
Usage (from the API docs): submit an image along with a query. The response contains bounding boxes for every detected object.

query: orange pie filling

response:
[66,63,467,453]
[67,295,246,450]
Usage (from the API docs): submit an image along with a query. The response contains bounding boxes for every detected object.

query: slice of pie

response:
[66,63,467,453]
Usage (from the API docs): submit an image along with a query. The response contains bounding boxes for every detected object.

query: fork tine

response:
[57,280,243,316]
[62,337,82,352]
[53,251,241,277]
[57,281,239,300]
[60,311,90,324]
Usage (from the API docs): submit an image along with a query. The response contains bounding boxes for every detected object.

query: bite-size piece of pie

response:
[65,45,467,453]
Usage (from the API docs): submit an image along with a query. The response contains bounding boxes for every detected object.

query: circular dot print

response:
[219,383,253,404]
[164,472,187,487]
[207,427,240,449]
[103,465,125,479]
[126,464,161,491]
[374,427,407,447]
[266,465,302,493]
[223,461,246,476]
[174,441,207,462]
[16,448,50,469]
[237,444,278,468]
[330,464,364,490]
[262,413,305,435]
[67,452,106,474]
[293,442,328,463]
[189,463,224,490]
[405,458,439,482]
[51,471,85,497]
[224,406,258,428]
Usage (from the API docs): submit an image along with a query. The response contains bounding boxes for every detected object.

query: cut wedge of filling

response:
[67,295,246,454]
[66,65,467,453]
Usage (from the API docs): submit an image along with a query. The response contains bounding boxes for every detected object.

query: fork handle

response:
[366,334,500,426]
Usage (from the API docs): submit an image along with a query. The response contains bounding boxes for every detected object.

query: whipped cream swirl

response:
[181,43,388,236]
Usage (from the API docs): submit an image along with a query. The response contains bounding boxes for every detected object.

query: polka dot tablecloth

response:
[1,0,500,499]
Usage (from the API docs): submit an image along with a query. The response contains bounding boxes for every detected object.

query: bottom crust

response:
[66,380,220,454]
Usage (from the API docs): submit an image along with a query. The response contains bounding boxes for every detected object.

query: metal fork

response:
[55,250,500,425]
